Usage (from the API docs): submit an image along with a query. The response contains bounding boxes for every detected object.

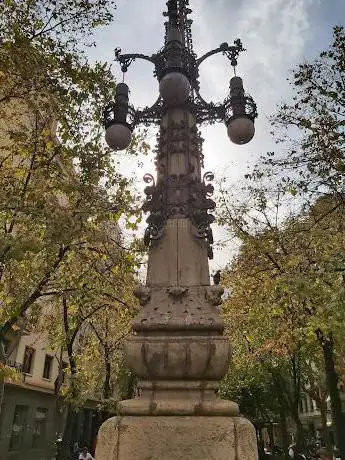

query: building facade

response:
[0,331,101,460]
[299,394,335,446]
[261,392,344,453]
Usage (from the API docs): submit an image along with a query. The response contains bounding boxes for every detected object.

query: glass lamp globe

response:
[105,123,132,151]
[227,117,255,145]
[159,72,191,106]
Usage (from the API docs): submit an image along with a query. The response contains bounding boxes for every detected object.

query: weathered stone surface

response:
[125,335,230,381]
[205,285,225,306]
[133,285,151,306]
[147,218,210,288]
[131,285,224,333]
[117,397,239,416]
[147,219,179,287]
[135,379,221,401]
[96,416,258,460]
[176,218,210,286]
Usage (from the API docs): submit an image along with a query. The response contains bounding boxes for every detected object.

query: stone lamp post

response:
[96,1,258,459]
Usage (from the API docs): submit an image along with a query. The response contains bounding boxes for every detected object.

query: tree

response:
[20,198,142,458]
[302,353,331,455]
[249,26,345,202]
[219,341,290,456]
[218,26,345,459]
[0,0,145,419]
[218,187,345,457]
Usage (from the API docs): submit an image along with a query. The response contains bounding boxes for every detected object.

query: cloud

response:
[89,0,318,268]
[188,0,314,266]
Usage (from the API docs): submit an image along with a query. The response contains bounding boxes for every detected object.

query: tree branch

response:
[0,245,70,338]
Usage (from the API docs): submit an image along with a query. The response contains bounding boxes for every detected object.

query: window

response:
[0,403,4,437]
[32,408,48,448]
[311,398,317,412]
[302,397,308,413]
[307,396,313,412]
[10,405,28,450]
[42,355,53,380]
[61,361,68,383]
[2,339,9,354]
[299,400,304,413]
[22,346,35,374]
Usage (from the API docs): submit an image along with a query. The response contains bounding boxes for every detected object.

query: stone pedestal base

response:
[96,415,258,460]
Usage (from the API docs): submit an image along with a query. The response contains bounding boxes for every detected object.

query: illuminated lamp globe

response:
[159,72,191,106]
[227,117,255,145]
[105,123,132,151]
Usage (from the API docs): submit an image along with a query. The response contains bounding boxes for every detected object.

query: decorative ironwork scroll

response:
[142,123,216,259]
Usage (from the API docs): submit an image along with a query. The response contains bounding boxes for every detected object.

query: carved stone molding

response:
[131,286,225,333]
[167,286,188,301]
[125,335,231,381]
[205,285,224,306]
[142,168,216,259]
[133,285,151,306]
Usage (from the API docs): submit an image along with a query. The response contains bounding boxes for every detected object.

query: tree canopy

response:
[218,26,345,458]
[0,0,144,421]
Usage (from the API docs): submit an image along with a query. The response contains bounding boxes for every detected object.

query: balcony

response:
[7,360,23,373]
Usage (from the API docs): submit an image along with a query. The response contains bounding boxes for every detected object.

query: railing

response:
[7,360,24,372]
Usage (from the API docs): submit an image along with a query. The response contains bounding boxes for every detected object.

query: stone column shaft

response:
[96,107,258,460]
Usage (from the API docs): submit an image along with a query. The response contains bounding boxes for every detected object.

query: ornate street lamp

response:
[104,82,133,150]
[103,0,257,255]
[103,1,257,148]
[97,1,259,460]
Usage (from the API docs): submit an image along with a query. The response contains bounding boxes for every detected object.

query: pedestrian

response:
[288,443,306,459]
[318,447,332,460]
[288,443,296,458]
[79,446,95,460]
[72,441,81,460]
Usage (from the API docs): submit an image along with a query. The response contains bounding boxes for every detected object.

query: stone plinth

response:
[96,415,258,460]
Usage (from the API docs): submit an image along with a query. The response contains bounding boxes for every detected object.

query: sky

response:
[87,0,345,271]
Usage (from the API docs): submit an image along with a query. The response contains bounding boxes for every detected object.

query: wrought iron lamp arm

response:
[104,2,258,246]
[186,39,248,125]
[114,49,156,72]
[133,97,163,126]
[109,37,256,133]
[196,40,245,68]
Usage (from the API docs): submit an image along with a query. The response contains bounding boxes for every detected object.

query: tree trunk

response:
[290,351,306,452]
[103,348,111,401]
[319,398,332,457]
[54,405,65,460]
[293,413,306,452]
[256,425,266,460]
[0,373,4,417]
[0,340,7,415]
[61,404,78,460]
[61,297,81,459]
[279,405,290,460]
[267,423,274,447]
[270,368,295,458]
[321,334,345,460]
[54,349,66,460]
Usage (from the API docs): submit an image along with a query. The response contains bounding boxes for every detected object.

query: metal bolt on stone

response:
[97,1,259,459]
